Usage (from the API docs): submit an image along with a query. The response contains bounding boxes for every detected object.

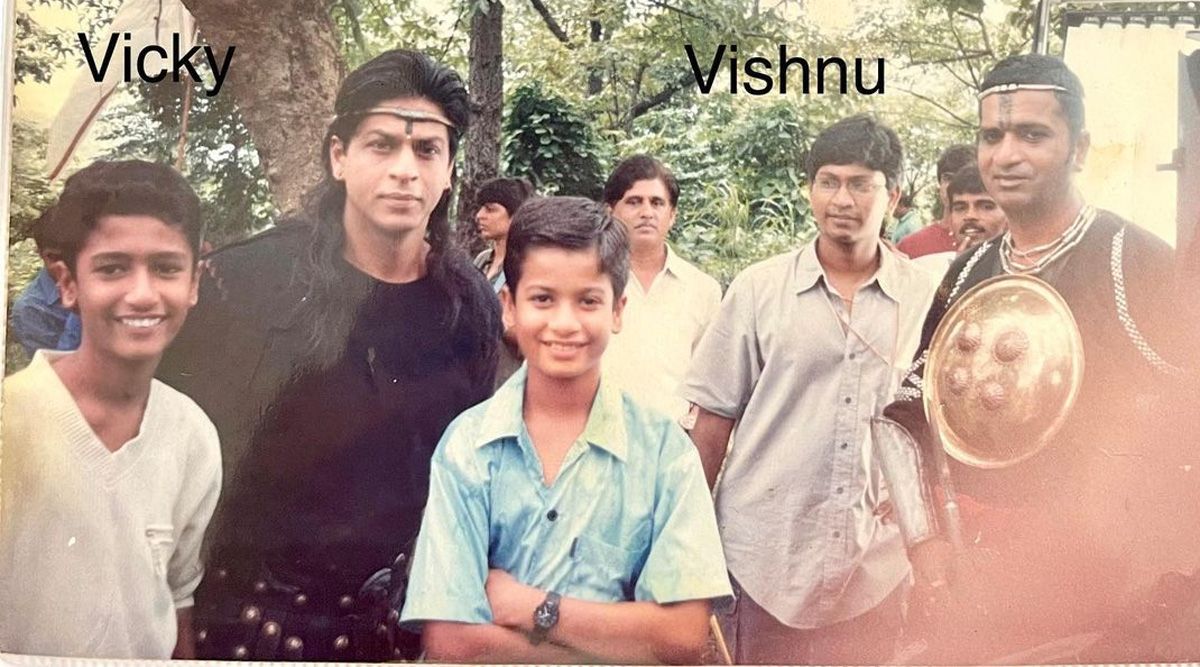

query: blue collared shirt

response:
[9,268,81,356]
[401,366,732,626]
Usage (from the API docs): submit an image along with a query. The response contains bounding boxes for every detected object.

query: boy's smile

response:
[502,246,625,386]
[61,214,199,366]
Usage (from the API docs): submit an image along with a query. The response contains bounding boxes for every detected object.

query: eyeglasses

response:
[813,177,885,197]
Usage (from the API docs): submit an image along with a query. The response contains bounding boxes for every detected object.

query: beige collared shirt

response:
[604,245,722,420]
[681,240,939,629]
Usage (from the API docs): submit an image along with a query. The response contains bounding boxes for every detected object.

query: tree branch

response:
[956,9,993,58]
[906,51,990,67]
[895,85,974,128]
[527,0,573,45]
[627,72,694,121]
[946,19,979,88]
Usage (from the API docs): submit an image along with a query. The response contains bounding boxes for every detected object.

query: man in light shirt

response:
[682,115,941,664]
[602,155,721,420]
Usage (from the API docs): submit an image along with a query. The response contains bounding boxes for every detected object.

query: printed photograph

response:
[2,0,1199,663]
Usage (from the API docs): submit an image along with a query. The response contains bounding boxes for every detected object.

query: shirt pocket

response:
[569,534,640,602]
[145,524,176,579]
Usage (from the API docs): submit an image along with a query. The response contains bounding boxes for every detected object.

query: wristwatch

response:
[529,591,561,645]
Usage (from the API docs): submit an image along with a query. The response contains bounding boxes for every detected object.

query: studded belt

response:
[194,553,417,661]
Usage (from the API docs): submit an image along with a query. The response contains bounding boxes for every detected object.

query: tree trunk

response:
[180,0,343,215]
[458,0,504,252]
[586,18,603,96]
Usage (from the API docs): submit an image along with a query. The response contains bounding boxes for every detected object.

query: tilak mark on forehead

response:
[998,93,1013,125]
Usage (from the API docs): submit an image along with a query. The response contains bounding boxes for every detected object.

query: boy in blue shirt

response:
[401,196,731,663]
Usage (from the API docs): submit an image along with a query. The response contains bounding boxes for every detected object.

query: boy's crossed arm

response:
[422,619,591,664]
[421,572,709,664]
[479,568,710,664]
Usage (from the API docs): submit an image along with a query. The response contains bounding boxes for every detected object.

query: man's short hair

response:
[979,54,1086,138]
[937,144,976,181]
[476,177,535,216]
[806,114,903,190]
[602,155,680,208]
[50,160,202,271]
[946,165,988,202]
[504,196,630,299]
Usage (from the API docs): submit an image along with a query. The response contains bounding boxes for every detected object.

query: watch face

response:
[534,593,560,630]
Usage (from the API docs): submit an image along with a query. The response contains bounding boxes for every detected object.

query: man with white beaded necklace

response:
[880,54,1199,663]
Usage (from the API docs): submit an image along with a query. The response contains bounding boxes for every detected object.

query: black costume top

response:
[158,222,501,588]
[883,210,1198,659]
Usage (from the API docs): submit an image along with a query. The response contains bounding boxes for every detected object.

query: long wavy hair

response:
[289,49,480,369]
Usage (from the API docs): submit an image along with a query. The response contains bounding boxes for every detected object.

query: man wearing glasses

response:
[681,114,940,664]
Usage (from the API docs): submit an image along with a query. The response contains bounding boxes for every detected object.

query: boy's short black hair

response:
[476,177,535,216]
[50,160,202,271]
[946,165,988,203]
[937,144,976,181]
[602,154,679,208]
[504,196,630,299]
[979,54,1086,138]
[806,114,903,190]
[30,209,64,255]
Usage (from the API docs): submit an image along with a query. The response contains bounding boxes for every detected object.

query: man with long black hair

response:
[158,49,500,661]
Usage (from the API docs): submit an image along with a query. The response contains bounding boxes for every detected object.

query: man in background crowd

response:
[602,154,722,420]
[911,164,1009,274]
[898,144,975,258]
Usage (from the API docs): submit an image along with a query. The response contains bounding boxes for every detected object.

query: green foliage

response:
[9,120,61,244]
[331,0,464,71]
[11,0,1038,282]
[613,96,836,282]
[94,80,277,247]
[672,179,812,288]
[502,84,607,199]
[5,239,43,375]
[720,101,808,201]
[15,0,117,86]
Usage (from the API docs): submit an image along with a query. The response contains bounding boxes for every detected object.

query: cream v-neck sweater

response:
[0,350,221,658]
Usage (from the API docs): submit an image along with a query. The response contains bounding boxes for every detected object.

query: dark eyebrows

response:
[359,129,399,142]
[1014,122,1053,133]
[358,127,448,145]
[90,250,190,262]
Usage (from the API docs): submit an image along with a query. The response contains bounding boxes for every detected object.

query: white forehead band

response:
[977,83,1071,101]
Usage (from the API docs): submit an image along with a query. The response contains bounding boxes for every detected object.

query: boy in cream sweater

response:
[0,160,220,659]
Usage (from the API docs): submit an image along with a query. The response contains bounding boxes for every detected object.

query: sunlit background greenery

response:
[12,0,1126,368]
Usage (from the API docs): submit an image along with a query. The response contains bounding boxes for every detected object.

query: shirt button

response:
[832,531,841,538]
[844,397,852,404]
[848,353,857,360]
[546,509,558,521]
[840,442,849,450]
[836,486,844,494]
